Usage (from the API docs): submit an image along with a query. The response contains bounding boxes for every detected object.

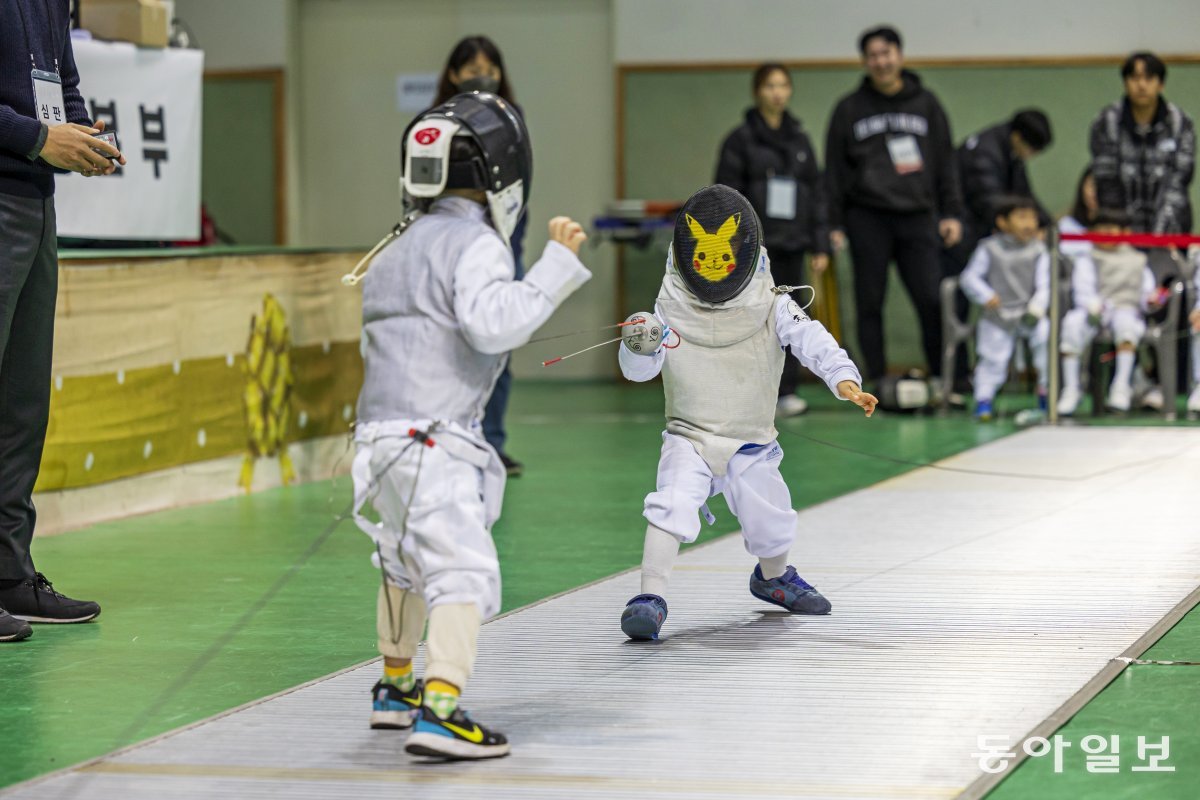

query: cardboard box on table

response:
[81,0,170,48]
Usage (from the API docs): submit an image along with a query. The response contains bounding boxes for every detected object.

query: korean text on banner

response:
[55,39,203,240]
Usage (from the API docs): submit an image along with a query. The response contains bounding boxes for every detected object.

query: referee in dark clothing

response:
[825,26,963,386]
[0,0,123,641]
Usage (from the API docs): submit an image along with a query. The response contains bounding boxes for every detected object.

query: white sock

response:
[1113,350,1135,389]
[640,524,681,597]
[758,554,788,581]
[1062,355,1081,392]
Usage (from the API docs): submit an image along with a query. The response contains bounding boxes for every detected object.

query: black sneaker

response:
[0,607,32,642]
[405,705,510,760]
[0,573,100,623]
[499,453,523,478]
[369,679,423,729]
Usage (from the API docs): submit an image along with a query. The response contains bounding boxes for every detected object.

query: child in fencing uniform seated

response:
[1058,209,1158,414]
[617,184,877,641]
[350,92,590,758]
[958,196,1050,421]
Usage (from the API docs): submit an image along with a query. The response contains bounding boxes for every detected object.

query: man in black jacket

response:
[941,110,1053,389]
[825,26,962,385]
[0,0,123,642]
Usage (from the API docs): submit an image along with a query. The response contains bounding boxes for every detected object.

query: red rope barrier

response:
[1059,232,1200,248]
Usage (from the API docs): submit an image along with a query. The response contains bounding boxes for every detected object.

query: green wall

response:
[202,77,280,245]
[622,63,1200,374]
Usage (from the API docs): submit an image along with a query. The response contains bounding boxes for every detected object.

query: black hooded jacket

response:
[715,108,829,255]
[957,122,1050,243]
[824,70,962,228]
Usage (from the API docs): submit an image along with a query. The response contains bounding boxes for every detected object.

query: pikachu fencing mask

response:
[670,185,762,303]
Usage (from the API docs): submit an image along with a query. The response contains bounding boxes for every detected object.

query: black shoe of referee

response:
[0,607,32,642]
[0,573,100,624]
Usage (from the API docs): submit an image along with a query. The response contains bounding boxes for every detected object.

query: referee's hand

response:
[40,120,126,177]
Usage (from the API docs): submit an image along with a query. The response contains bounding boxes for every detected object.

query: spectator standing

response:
[432,36,529,476]
[825,26,963,386]
[716,63,830,416]
[0,0,121,642]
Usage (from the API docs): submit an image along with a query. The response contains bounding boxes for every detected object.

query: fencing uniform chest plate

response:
[1093,246,1145,310]
[656,264,783,477]
[983,235,1043,310]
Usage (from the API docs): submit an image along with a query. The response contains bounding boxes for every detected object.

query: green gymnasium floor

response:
[0,382,1196,798]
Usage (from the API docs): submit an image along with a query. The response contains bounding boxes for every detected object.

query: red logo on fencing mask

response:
[414,128,441,146]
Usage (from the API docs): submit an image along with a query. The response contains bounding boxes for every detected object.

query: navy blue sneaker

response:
[749,565,831,614]
[974,399,994,421]
[405,705,510,760]
[369,678,422,729]
[620,593,668,640]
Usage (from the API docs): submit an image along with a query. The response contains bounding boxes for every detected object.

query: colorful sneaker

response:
[974,399,994,421]
[620,593,668,641]
[749,565,831,614]
[405,705,510,760]
[369,679,422,729]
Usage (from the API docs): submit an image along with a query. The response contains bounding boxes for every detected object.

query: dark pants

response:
[939,230,982,389]
[769,248,807,397]
[0,193,57,581]
[844,205,942,382]
[482,238,525,455]
[482,359,512,452]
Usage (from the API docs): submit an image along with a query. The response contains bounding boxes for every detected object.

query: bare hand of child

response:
[838,381,877,417]
[1190,307,1200,334]
[985,296,1002,310]
[549,216,587,255]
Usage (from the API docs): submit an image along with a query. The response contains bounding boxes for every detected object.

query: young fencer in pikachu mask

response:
[617,184,877,641]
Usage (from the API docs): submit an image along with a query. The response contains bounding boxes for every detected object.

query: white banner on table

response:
[55,40,204,240]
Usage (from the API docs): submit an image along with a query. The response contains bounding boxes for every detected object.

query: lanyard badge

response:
[32,68,66,128]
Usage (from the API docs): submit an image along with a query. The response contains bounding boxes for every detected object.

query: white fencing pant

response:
[973,316,1049,402]
[1060,307,1146,354]
[352,432,502,622]
[643,432,798,559]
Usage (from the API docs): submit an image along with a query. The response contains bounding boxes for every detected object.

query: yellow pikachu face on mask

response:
[685,212,741,282]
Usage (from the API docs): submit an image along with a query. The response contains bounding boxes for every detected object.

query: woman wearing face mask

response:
[433,36,529,477]
[715,63,831,417]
